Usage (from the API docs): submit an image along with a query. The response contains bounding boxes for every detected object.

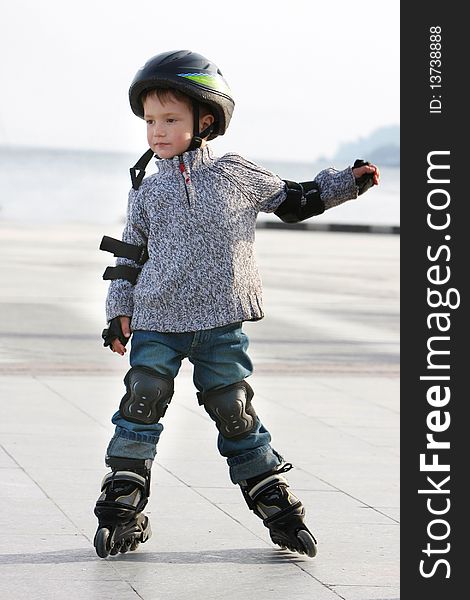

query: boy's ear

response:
[200,113,215,135]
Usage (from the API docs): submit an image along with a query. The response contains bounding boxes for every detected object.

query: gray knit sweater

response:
[106,145,358,332]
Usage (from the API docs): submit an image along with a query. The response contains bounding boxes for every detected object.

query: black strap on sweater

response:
[100,236,148,284]
[100,235,148,264]
[102,265,141,285]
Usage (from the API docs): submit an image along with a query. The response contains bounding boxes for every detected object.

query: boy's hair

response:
[141,87,213,118]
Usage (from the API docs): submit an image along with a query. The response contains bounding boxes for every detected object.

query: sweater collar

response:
[154,145,215,173]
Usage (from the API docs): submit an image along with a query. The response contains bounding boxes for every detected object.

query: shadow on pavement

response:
[0,547,313,565]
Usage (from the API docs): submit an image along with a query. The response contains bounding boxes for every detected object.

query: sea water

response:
[0,146,399,226]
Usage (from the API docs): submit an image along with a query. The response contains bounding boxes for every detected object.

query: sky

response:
[0,0,399,163]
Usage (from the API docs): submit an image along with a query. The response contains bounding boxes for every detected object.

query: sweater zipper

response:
[178,155,191,207]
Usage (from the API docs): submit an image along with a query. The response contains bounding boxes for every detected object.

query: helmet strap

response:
[130,148,155,190]
[187,100,215,151]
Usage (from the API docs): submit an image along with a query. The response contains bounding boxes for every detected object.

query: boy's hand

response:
[352,159,380,195]
[352,161,380,186]
[102,316,132,355]
[111,316,132,355]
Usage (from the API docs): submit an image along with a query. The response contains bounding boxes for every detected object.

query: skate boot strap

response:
[247,473,290,502]
[100,470,147,492]
[275,462,294,475]
[262,497,304,527]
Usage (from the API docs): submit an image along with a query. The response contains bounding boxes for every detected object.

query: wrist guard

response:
[102,317,130,349]
[353,159,375,196]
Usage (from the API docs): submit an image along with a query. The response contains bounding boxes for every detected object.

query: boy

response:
[94,50,379,559]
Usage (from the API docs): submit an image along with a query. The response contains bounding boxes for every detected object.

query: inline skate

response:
[94,457,152,558]
[240,462,317,557]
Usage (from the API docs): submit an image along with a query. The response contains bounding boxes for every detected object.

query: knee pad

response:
[120,367,174,425]
[198,381,257,440]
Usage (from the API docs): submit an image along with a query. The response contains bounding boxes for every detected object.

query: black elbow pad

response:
[275,180,325,223]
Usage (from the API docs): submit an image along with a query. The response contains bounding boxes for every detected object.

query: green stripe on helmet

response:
[178,72,230,93]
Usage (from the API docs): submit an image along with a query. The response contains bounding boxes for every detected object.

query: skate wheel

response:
[94,528,111,559]
[130,539,140,551]
[138,515,152,544]
[297,529,317,558]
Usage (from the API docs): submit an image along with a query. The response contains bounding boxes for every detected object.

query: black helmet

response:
[129,50,235,140]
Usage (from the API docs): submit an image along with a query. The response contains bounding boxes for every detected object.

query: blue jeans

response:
[106,322,281,483]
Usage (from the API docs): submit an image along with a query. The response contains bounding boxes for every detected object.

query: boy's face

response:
[143,94,194,159]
